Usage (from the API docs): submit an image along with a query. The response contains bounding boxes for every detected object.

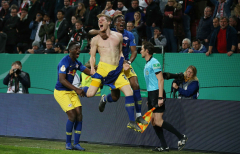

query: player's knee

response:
[112,95,120,102]
[76,114,83,121]
[68,114,77,122]
[86,91,95,97]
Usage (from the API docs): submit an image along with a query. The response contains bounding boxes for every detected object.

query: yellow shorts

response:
[54,89,82,112]
[91,61,130,90]
[124,65,137,79]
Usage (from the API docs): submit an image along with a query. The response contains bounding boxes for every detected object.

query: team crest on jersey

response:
[123,36,129,40]
[145,70,149,75]
[60,65,66,71]
[68,69,76,76]
[68,104,72,107]
[76,64,79,68]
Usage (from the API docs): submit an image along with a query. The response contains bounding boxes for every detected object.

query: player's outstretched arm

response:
[88,29,100,36]
[129,33,137,63]
[83,68,92,76]
[59,73,85,96]
[90,37,98,75]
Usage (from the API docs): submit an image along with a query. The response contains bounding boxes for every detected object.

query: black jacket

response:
[16,15,31,43]
[3,71,31,94]
[196,16,214,41]
[3,16,19,45]
[84,5,101,29]
[145,2,161,26]
[55,18,69,44]
[62,6,74,26]
[28,1,41,21]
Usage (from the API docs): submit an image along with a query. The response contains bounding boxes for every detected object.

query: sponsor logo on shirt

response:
[153,63,161,69]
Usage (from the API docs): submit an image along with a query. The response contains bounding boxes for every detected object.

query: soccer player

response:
[83,14,142,132]
[95,14,147,125]
[54,42,91,151]
[140,42,188,152]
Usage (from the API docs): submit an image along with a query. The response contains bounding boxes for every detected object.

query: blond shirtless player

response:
[82,14,142,132]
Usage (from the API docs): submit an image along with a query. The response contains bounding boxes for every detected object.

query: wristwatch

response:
[127,61,131,65]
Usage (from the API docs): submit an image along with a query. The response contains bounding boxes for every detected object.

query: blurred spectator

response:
[28,0,41,21]
[66,20,87,51]
[42,39,56,54]
[0,1,10,30]
[84,0,101,32]
[29,11,43,45]
[39,13,55,47]
[102,0,115,17]
[16,8,31,54]
[133,11,146,43]
[210,0,234,18]
[9,0,18,8]
[69,15,77,33]
[206,17,237,56]
[54,10,69,46]
[18,0,30,13]
[145,0,161,40]
[41,0,56,22]
[229,16,238,30]
[74,2,86,22]
[116,0,128,16]
[233,0,240,18]
[80,35,92,53]
[54,0,64,21]
[54,43,67,53]
[3,61,30,94]
[62,0,74,25]
[155,0,168,15]
[172,65,199,99]
[213,17,220,28]
[3,7,19,53]
[139,0,148,10]
[125,0,145,23]
[196,6,214,50]
[149,27,167,53]
[181,0,194,40]
[126,21,139,45]
[25,40,42,53]
[181,39,207,53]
[0,31,7,53]
[179,38,191,53]
[162,0,184,53]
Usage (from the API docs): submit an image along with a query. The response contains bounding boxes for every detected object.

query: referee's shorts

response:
[148,89,166,113]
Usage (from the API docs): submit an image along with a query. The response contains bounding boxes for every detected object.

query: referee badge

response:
[60,65,66,71]
[145,70,149,75]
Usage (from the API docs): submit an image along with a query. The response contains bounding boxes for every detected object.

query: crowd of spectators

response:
[0,0,240,55]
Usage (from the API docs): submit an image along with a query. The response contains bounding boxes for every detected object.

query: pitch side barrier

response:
[0,93,239,153]
[0,53,239,101]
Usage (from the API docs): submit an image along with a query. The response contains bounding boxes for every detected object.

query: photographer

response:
[172,65,199,99]
[3,61,30,94]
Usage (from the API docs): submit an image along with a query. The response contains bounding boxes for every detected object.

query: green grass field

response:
[0,137,217,154]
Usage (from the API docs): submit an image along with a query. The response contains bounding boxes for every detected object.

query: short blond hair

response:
[97,14,112,22]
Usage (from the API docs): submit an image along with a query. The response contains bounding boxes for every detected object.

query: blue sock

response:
[133,89,142,114]
[66,119,74,144]
[83,86,89,94]
[125,96,135,122]
[104,94,114,102]
[73,121,82,145]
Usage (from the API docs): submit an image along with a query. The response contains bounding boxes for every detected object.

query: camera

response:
[163,72,184,81]
[163,72,184,98]
[13,69,21,75]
